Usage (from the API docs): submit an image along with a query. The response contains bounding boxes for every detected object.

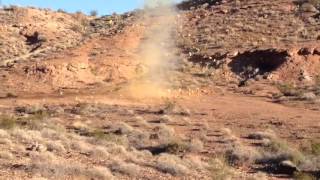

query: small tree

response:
[90,10,98,17]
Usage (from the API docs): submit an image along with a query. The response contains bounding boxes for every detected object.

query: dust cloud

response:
[124,0,178,99]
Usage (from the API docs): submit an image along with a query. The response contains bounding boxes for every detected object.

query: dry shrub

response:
[0,115,17,129]
[70,140,92,153]
[113,122,134,135]
[158,115,173,123]
[130,149,153,164]
[134,116,150,127]
[127,129,150,149]
[109,160,140,176]
[88,166,114,180]
[258,136,305,166]
[0,138,12,146]
[0,151,14,160]
[225,142,261,166]
[156,124,176,144]
[183,154,209,170]
[10,129,44,144]
[29,152,113,179]
[310,142,320,156]
[0,129,9,138]
[88,146,110,160]
[188,138,204,153]
[155,153,190,176]
[247,130,276,140]
[41,128,66,141]
[209,158,235,180]
[294,172,317,180]
[277,83,300,96]
[45,140,66,154]
[106,143,128,156]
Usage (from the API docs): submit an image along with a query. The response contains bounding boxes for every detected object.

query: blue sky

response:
[1,0,182,15]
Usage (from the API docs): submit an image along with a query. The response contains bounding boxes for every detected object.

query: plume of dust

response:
[125,0,178,99]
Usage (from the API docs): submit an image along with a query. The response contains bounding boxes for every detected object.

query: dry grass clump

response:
[225,142,261,166]
[258,136,305,166]
[183,154,209,170]
[162,138,204,155]
[158,115,173,124]
[130,149,153,164]
[294,172,317,180]
[126,129,150,149]
[88,146,110,160]
[29,151,113,179]
[0,151,14,160]
[134,116,150,127]
[0,129,9,138]
[45,140,66,154]
[164,140,190,154]
[41,128,66,141]
[0,115,17,129]
[209,158,235,180]
[155,124,176,144]
[154,153,190,176]
[109,160,141,176]
[247,130,276,140]
[188,138,204,153]
[0,138,12,146]
[70,139,93,153]
[277,83,300,96]
[218,129,239,144]
[113,122,134,135]
[105,143,129,156]
[88,166,114,180]
[90,129,128,146]
[310,142,320,156]
[10,128,44,144]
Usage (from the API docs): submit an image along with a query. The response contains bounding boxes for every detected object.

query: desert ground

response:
[0,0,320,179]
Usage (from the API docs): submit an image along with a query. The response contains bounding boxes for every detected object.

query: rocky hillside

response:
[0,6,137,66]
[0,1,319,179]
[177,0,320,84]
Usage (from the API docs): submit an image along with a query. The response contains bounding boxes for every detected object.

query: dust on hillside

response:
[121,0,179,99]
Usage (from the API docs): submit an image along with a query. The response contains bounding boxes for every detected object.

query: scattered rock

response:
[300,3,319,13]
[298,48,314,55]
[278,160,300,175]
[313,47,320,55]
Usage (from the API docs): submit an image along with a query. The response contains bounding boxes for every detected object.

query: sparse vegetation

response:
[109,161,140,176]
[155,153,190,176]
[294,172,317,180]
[311,142,320,155]
[0,115,17,129]
[209,158,234,180]
[0,151,13,160]
[57,8,66,13]
[225,142,260,166]
[91,129,128,146]
[277,83,300,96]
